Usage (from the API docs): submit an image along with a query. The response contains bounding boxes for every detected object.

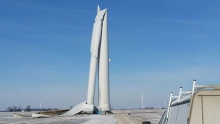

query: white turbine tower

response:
[32,6,110,117]
[142,93,144,109]
[64,6,110,115]
[164,100,166,108]
[84,5,110,114]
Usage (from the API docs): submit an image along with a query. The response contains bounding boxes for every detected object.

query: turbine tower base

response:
[83,104,95,114]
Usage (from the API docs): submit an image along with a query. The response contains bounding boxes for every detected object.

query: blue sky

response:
[1,0,220,110]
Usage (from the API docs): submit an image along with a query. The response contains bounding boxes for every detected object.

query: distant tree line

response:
[5,105,62,112]
[6,106,22,112]
[5,105,31,112]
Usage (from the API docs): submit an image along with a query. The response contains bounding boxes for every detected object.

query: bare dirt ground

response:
[0,109,165,124]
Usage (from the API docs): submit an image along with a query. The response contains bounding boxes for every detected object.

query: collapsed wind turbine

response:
[32,6,110,117]
[63,6,110,115]
[83,5,111,114]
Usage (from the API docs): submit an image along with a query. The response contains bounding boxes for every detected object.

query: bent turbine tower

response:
[84,6,110,114]
[31,6,110,117]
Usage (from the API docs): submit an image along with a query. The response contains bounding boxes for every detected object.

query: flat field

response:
[0,109,165,124]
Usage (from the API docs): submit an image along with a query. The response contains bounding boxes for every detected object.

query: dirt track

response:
[112,109,165,124]
[115,114,141,124]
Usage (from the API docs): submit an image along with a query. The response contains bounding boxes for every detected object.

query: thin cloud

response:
[150,18,220,28]
[176,20,220,28]
[2,0,94,15]
[111,67,220,85]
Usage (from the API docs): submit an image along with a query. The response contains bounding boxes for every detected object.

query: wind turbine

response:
[32,6,111,117]
[142,93,144,109]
